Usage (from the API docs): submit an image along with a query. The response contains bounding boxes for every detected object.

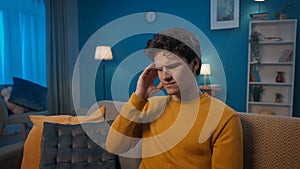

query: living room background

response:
[77,0,300,116]
[0,0,299,116]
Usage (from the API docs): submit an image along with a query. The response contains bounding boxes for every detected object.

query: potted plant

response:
[275,93,283,103]
[249,31,261,64]
[249,84,263,102]
[273,4,293,20]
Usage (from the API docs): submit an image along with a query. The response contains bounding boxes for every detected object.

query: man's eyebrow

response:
[154,62,181,69]
[166,62,181,68]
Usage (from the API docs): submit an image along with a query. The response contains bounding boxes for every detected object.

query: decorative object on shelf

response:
[275,93,283,103]
[95,46,113,100]
[200,64,211,88]
[275,71,284,83]
[273,3,293,20]
[264,36,283,41]
[249,31,261,64]
[249,84,263,102]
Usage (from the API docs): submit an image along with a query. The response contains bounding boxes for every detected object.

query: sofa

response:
[0,100,300,169]
[0,81,48,140]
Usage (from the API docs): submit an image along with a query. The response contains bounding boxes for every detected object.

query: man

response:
[106,28,243,169]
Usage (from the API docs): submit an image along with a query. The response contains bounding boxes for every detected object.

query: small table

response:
[199,84,221,96]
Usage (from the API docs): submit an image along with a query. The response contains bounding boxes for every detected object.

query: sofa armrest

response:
[0,142,23,169]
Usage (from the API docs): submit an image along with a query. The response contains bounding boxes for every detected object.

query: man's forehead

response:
[153,51,184,67]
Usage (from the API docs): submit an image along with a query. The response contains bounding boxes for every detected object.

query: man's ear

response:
[191,58,200,73]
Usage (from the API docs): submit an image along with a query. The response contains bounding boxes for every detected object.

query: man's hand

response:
[135,63,163,100]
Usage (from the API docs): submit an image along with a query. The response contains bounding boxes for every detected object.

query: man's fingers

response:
[156,82,163,90]
[141,63,158,82]
[143,63,156,74]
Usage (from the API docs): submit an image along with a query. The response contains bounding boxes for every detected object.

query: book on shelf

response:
[250,68,260,82]
[278,49,293,62]
[252,69,261,82]
[250,69,255,82]
[249,12,269,20]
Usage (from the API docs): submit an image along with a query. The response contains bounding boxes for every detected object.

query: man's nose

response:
[162,69,172,80]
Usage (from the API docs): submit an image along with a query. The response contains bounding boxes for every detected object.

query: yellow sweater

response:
[107,93,243,169]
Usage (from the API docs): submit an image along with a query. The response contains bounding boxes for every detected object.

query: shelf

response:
[250,62,293,65]
[247,19,297,117]
[258,41,294,45]
[249,82,292,86]
[248,101,291,106]
[250,19,296,24]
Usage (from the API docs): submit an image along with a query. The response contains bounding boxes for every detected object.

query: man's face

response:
[153,51,198,101]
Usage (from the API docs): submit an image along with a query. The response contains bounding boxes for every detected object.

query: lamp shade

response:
[94,46,113,60]
[200,64,211,75]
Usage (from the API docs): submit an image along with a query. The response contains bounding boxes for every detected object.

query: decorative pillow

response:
[9,77,48,111]
[21,106,106,169]
[1,87,27,114]
[39,122,117,169]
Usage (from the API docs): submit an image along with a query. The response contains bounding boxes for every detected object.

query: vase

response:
[253,93,261,102]
[275,97,282,103]
[275,94,282,103]
[275,71,284,83]
[280,14,288,20]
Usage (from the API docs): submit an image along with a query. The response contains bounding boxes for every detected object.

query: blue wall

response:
[78,0,300,116]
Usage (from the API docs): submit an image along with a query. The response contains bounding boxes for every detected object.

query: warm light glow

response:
[200,64,211,75]
[94,46,113,60]
[254,0,265,13]
[200,64,211,86]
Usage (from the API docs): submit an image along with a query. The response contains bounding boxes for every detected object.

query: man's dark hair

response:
[144,28,202,75]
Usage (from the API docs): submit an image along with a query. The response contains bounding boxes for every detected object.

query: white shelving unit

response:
[246,19,297,116]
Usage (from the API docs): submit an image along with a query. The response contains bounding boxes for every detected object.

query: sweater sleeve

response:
[211,113,243,169]
[105,93,148,154]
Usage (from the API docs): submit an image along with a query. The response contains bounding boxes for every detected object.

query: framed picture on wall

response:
[210,0,240,30]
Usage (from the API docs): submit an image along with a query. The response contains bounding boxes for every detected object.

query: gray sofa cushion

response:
[39,121,117,169]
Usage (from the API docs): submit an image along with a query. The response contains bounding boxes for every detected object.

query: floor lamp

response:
[94,46,113,100]
[200,64,211,89]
